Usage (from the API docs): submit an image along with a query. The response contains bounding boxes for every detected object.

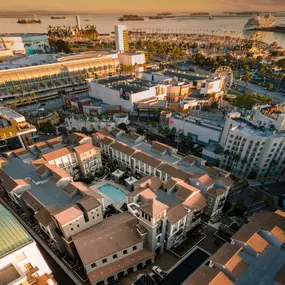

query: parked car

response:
[152,266,167,279]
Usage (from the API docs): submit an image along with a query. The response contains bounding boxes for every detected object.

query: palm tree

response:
[231,154,240,173]
[242,71,253,93]
[277,74,285,90]
[248,190,263,214]
[262,159,277,185]
[214,144,223,161]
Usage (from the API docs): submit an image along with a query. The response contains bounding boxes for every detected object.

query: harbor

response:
[0,13,284,48]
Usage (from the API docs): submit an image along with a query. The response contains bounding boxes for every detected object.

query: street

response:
[237,81,284,102]
[37,243,76,285]
[161,248,209,285]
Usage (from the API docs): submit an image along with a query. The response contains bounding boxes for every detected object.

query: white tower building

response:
[76,15,81,30]
[115,25,129,51]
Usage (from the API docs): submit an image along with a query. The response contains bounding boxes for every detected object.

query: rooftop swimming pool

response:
[98,183,126,202]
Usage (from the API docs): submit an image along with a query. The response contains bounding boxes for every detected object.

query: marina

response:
[0,14,284,47]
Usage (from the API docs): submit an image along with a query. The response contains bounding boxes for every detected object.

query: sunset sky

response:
[1,0,285,13]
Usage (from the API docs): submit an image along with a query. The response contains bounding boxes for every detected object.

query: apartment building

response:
[0,107,39,151]
[183,210,285,285]
[219,105,285,178]
[72,212,155,285]
[0,203,56,285]
[0,52,119,107]
[96,130,233,219]
[127,176,207,253]
[30,138,103,179]
[0,148,104,256]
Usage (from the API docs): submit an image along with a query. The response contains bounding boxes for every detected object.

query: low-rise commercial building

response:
[88,76,167,111]
[0,203,56,285]
[118,51,145,66]
[0,52,119,108]
[0,107,39,151]
[219,105,285,178]
[184,210,285,285]
[169,113,224,145]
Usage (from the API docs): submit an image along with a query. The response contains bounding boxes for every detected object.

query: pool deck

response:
[90,179,129,211]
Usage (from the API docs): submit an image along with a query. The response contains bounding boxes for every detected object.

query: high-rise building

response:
[115,25,129,51]
[219,105,285,178]
[76,15,81,30]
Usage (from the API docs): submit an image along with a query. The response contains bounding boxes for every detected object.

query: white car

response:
[152,266,167,279]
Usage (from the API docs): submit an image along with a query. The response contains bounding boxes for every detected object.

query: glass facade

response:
[0,56,120,106]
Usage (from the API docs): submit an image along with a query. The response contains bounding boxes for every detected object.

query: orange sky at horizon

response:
[1,0,285,13]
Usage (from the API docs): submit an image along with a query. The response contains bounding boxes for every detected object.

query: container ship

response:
[17,15,41,24]
[118,15,144,21]
[51,16,66,19]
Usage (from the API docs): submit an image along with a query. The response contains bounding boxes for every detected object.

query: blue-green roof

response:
[0,203,33,258]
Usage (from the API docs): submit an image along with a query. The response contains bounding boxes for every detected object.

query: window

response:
[91,263,96,268]
[123,250,128,255]
[102,258,107,264]
[71,228,73,231]
[133,246,137,251]
[113,254,117,259]
[77,225,80,228]
[97,214,100,217]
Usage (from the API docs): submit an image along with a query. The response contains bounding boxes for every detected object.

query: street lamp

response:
[263,77,267,87]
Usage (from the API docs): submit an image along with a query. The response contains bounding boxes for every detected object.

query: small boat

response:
[209,16,214,20]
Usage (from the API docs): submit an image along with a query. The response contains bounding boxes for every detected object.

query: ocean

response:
[0,14,285,48]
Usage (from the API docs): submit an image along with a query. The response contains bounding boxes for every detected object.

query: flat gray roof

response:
[177,161,206,174]
[3,157,83,208]
[28,181,83,208]
[164,71,207,81]
[156,189,180,206]
[4,157,43,182]
[236,245,285,285]
[0,107,23,120]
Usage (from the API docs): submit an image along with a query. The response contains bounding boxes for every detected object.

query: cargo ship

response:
[51,16,66,19]
[17,15,41,24]
[158,13,173,16]
[149,16,164,20]
[118,15,144,21]
[191,12,209,16]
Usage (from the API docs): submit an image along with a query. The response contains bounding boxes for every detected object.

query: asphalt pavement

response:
[161,248,209,285]
[237,81,284,102]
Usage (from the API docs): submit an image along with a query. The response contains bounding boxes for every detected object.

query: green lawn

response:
[225,93,263,109]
